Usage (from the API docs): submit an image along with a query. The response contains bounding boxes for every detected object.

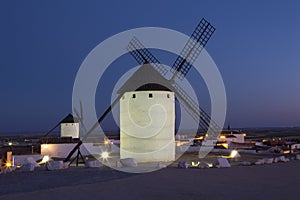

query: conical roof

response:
[60,113,78,123]
[117,64,173,93]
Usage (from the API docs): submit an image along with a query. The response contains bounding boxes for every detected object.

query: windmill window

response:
[149,93,153,98]
[132,94,136,98]
[122,96,125,100]
[167,94,170,98]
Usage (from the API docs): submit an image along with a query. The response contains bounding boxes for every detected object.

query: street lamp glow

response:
[41,155,50,163]
[101,151,109,159]
[230,150,238,158]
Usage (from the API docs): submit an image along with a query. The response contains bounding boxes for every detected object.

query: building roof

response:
[60,113,78,123]
[136,83,171,91]
[117,64,173,93]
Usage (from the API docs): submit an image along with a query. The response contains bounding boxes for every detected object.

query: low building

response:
[218,130,246,143]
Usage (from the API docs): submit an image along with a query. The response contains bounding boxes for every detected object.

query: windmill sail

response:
[172,82,220,135]
[170,18,215,80]
[127,35,220,134]
[127,36,168,76]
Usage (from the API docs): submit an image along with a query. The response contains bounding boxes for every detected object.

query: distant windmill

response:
[65,18,220,163]
[43,113,79,139]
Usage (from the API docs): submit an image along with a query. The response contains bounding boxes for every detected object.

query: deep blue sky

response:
[1,0,300,133]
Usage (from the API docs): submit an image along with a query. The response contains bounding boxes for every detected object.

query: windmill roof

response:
[117,64,173,94]
[136,83,171,91]
[60,113,78,123]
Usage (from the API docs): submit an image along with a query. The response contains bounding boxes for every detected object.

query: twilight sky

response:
[1,0,300,133]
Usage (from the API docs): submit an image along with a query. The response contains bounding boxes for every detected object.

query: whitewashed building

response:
[60,114,79,138]
[120,90,175,162]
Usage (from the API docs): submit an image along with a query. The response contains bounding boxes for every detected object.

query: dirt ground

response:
[1,152,300,200]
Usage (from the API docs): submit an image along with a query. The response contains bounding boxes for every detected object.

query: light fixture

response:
[219,135,226,139]
[40,155,50,164]
[5,162,12,167]
[101,151,109,159]
[191,161,200,167]
[230,150,238,158]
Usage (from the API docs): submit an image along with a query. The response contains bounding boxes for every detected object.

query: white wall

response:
[120,91,175,162]
[60,123,79,138]
[233,134,245,143]
[219,134,245,143]
[40,143,107,158]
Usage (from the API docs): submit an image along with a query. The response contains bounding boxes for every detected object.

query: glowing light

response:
[42,144,48,149]
[230,150,239,158]
[8,142,12,146]
[216,143,228,149]
[205,134,208,137]
[101,151,109,159]
[6,151,13,167]
[191,161,200,167]
[283,150,290,154]
[40,155,50,164]
[196,136,204,140]
[5,162,12,167]
[176,141,190,147]
[222,143,229,149]
[104,140,110,145]
[207,163,213,168]
[219,135,226,139]
[243,133,247,137]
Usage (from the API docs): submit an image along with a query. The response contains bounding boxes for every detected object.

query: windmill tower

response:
[60,114,79,138]
[119,75,176,162]
[65,18,220,164]
[120,90,175,162]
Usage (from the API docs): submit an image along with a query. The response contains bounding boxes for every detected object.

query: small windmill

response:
[42,113,79,139]
[65,18,220,163]
[41,103,87,166]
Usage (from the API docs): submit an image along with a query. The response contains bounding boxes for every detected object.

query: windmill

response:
[64,18,220,163]
[41,103,86,166]
[42,113,79,139]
